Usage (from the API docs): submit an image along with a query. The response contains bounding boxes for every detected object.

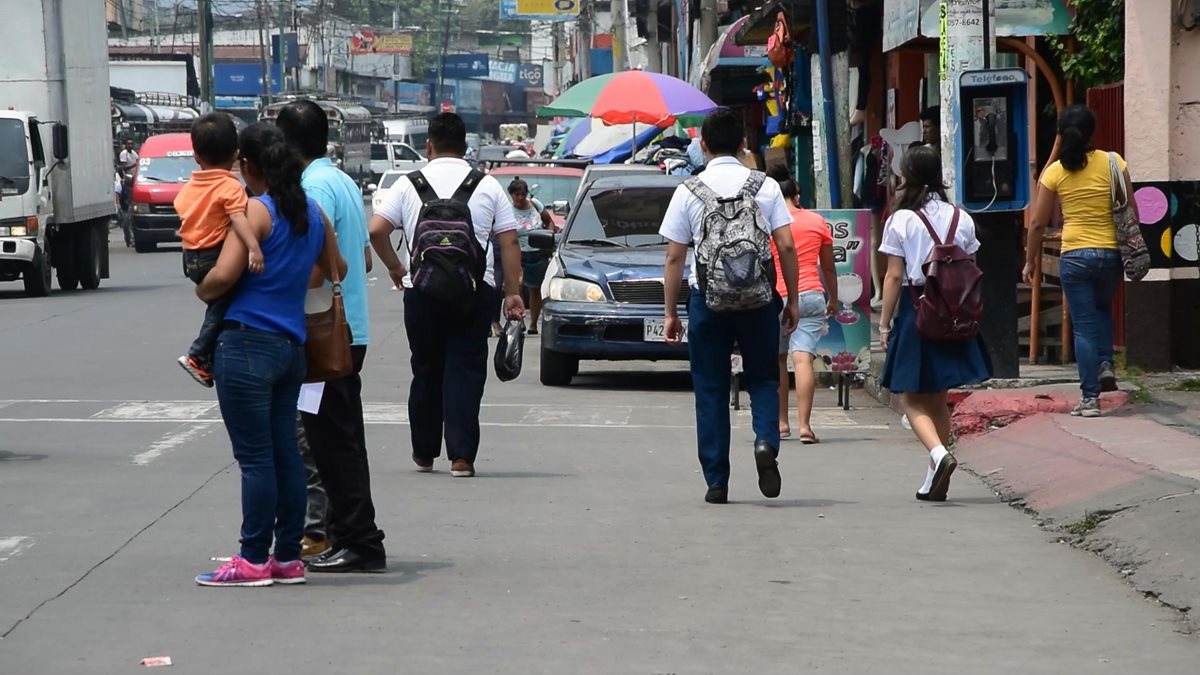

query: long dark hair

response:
[1057,104,1096,172]
[507,177,529,195]
[895,145,949,212]
[239,122,309,235]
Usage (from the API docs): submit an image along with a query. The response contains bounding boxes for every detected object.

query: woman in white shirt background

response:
[877,146,992,502]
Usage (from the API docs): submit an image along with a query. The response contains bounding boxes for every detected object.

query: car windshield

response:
[379,173,403,189]
[518,174,581,205]
[137,156,196,184]
[565,186,674,248]
[0,118,31,194]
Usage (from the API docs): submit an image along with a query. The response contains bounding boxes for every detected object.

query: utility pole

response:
[437,0,453,110]
[612,0,625,71]
[646,5,661,73]
[279,1,289,94]
[393,6,400,114]
[699,0,718,66]
[198,0,214,111]
[119,0,129,40]
[152,1,161,53]
[258,0,271,104]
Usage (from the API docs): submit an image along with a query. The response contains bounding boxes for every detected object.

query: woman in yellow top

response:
[1023,105,1139,418]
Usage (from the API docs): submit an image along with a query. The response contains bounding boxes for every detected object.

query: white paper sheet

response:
[297,383,325,414]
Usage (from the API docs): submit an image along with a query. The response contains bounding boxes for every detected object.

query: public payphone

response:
[956,68,1029,212]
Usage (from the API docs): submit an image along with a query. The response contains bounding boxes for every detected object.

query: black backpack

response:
[407,169,487,315]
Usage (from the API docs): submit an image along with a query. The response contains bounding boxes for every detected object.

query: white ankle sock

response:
[930,445,949,466]
[918,465,936,494]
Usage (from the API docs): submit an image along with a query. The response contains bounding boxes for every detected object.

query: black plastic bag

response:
[493,319,526,382]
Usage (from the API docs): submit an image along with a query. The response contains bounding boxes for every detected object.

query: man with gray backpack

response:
[370,113,525,479]
[661,109,801,504]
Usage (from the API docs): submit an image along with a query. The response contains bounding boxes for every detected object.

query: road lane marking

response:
[0,536,33,563]
[132,423,218,465]
[94,401,219,420]
[519,405,633,426]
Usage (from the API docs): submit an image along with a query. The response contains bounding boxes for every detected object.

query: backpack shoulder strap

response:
[944,207,962,245]
[911,207,943,246]
[741,170,766,198]
[408,170,439,206]
[451,169,486,204]
[684,176,722,209]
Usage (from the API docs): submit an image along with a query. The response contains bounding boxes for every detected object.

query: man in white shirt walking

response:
[660,109,800,504]
[369,113,525,478]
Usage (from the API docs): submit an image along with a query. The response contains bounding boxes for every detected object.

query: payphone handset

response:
[956,69,1030,212]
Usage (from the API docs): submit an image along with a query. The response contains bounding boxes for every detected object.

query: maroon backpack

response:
[910,208,983,342]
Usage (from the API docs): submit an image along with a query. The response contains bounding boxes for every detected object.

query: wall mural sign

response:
[812,210,874,373]
[1132,182,1200,270]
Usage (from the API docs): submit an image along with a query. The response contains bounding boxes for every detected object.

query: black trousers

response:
[404,285,494,464]
[300,345,386,558]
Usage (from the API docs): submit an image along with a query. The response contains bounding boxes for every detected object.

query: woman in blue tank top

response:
[193,123,346,587]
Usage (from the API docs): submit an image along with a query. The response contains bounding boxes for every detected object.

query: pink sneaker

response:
[269,556,306,585]
[195,555,273,587]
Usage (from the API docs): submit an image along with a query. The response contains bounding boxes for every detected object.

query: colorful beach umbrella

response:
[537,71,720,127]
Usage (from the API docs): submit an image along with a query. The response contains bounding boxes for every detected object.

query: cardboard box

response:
[739,151,765,170]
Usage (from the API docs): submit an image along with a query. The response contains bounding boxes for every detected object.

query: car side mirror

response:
[552,200,570,216]
[528,229,557,252]
[52,123,69,160]
[367,183,378,193]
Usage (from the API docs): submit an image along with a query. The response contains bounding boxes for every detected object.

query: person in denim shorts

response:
[769,170,838,443]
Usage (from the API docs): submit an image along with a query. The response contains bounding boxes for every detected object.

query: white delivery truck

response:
[0,1,114,297]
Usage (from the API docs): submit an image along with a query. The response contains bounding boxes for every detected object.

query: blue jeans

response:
[1060,248,1122,398]
[214,326,307,564]
[687,289,782,488]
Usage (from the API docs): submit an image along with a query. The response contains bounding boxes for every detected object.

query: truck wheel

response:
[539,345,577,386]
[54,230,78,291]
[76,224,102,290]
[24,245,52,297]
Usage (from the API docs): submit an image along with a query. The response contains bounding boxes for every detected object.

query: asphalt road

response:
[1,238,1198,674]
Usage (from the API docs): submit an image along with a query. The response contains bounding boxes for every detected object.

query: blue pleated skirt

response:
[879,293,993,393]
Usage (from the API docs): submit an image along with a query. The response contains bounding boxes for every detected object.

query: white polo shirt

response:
[373,157,517,287]
[658,156,793,288]
[879,197,980,286]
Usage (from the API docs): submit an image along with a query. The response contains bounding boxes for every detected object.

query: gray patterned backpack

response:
[685,172,775,312]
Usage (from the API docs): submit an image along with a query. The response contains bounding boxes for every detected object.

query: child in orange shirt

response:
[175,113,263,387]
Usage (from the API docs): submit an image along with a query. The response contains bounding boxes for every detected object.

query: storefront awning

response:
[695,15,771,92]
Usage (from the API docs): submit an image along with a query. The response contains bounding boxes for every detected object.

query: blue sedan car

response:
[531,174,690,386]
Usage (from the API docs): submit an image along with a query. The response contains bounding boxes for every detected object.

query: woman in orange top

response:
[770,172,838,443]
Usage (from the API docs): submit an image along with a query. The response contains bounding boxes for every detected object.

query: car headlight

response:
[548,277,606,302]
[9,226,27,236]
[0,226,9,237]
[132,203,149,214]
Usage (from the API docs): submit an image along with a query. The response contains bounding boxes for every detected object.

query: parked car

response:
[128,132,194,252]
[574,163,665,202]
[370,169,406,213]
[531,174,690,386]
[488,163,586,228]
[369,141,425,184]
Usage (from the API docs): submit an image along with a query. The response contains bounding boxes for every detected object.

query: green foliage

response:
[1047,0,1125,88]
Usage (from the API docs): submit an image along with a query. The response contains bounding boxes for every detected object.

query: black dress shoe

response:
[705,485,728,504]
[754,440,781,498]
[915,491,947,502]
[305,547,386,573]
[927,453,958,502]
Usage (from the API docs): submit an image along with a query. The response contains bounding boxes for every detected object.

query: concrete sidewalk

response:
[948,385,1200,633]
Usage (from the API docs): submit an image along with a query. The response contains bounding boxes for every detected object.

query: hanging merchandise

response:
[753,66,789,136]
[767,11,795,69]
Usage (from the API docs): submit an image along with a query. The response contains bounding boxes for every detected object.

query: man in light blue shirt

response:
[277,101,386,573]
